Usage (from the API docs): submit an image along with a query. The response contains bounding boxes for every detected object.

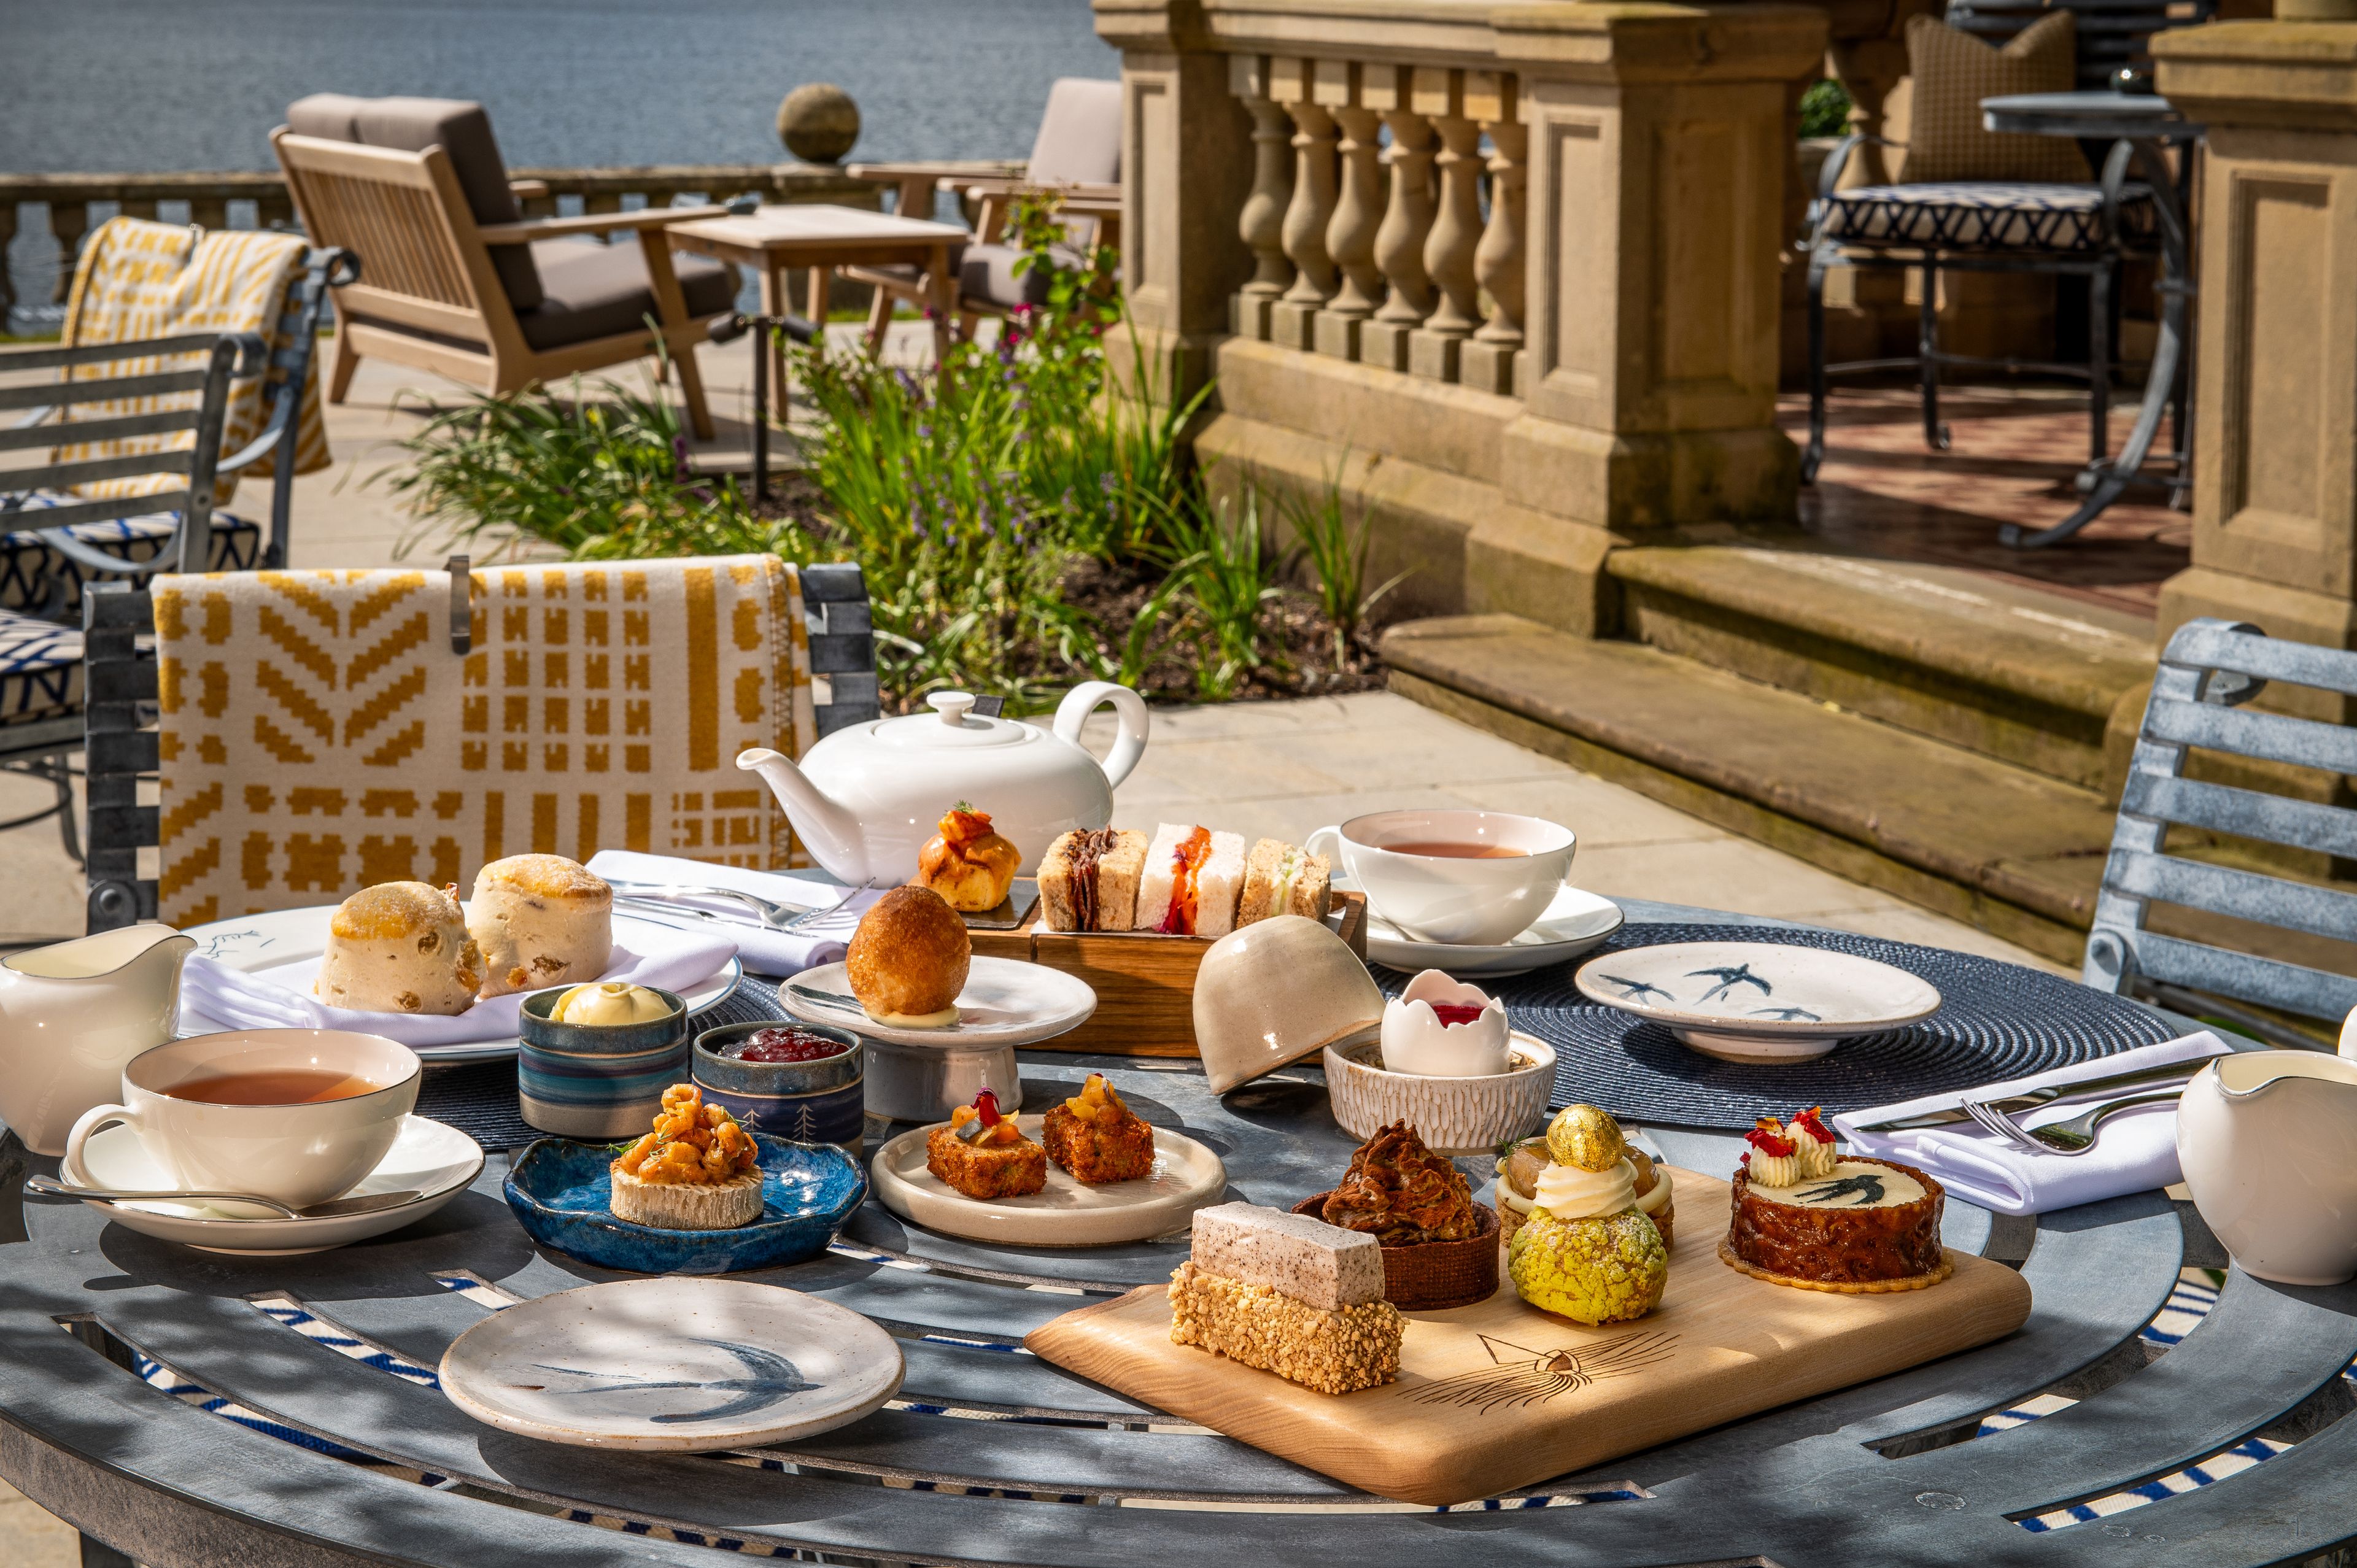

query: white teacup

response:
[1307,809,1576,948]
[64,1030,420,1212]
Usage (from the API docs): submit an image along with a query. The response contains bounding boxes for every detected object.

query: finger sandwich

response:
[1039,827,1150,932]
[1136,824,1247,938]
[1237,838,1332,926]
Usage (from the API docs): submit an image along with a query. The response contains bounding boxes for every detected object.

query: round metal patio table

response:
[2,902,2353,1568]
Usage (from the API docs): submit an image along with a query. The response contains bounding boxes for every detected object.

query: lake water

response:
[0,0,1115,171]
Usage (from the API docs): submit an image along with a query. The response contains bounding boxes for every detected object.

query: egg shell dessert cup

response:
[517,986,689,1141]
[1290,1192,1502,1311]
[1322,1033,1557,1155]
[503,1130,867,1274]
[694,1021,865,1161]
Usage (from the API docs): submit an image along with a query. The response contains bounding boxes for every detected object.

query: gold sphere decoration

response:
[1545,1104,1627,1172]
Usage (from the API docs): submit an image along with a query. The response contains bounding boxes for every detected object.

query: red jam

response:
[732,1027,851,1064]
[1430,1003,1489,1027]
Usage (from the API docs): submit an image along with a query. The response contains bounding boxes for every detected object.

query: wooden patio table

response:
[1,901,2350,1567]
[664,204,970,406]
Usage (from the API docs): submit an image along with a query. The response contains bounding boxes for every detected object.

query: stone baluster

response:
[1230,53,1296,341]
[1361,66,1436,373]
[1270,56,1338,352]
[120,198,159,223]
[189,197,230,233]
[50,201,89,304]
[257,192,295,233]
[1410,68,1482,382]
[1464,74,1527,396]
[0,201,17,320]
[1314,61,1384,361]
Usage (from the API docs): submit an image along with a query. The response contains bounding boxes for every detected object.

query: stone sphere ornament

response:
[778,84,861,164]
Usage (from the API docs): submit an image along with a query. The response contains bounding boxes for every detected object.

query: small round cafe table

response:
[2,902,2353,1568]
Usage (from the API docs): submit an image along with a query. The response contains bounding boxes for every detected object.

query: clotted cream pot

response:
[0,924,195,1155]
[737,683,1149,885]
[2176,1051,2357,1286]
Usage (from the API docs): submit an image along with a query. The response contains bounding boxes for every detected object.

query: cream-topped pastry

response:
[551,980,672,1026]
[315,881,483,1015]
[1725,1107,1948,1289]
[1380,969,1510,1077]
[1741,1108,1840,1187]
[470,854,614,999]
[1506,1105,1669,1325]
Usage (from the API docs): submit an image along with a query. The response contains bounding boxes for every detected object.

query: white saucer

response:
[56,1114,484,1254]
[783,956,1096,1048]
[1573,940,1943,1062]
[176,906,742,1064]
[439,1277,902,1452]
[869,1114,1228,1247]
[1352,882,1626,976]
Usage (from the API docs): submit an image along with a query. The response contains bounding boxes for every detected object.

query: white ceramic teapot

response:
[0,924,195,1155]
[737,682,1150,885]
[2177,1051,2357,1286]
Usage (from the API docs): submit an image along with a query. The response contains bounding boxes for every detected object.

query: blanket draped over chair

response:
[55,215,333,506]
[152,556,815,926]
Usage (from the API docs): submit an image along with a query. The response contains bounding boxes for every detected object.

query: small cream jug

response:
[0,925,194,1156]
[2177,1051,2357,1286]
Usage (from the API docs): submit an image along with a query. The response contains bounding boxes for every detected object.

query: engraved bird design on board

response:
[1599,976,1674,1005]
[1688,964,1771,1003]
[1794,1173,1887,1207]
[520,1339,821,1423]
[1403,1329,1680,1412]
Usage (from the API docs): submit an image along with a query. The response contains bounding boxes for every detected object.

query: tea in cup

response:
[63,1030,420,1211]
[1306,809,1576,947]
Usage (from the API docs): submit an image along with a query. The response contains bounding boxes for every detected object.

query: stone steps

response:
[1381,615,2117,964]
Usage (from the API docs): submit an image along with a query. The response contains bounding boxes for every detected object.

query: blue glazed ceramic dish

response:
[694,1021,864,1158]
[503,1131,866,1275]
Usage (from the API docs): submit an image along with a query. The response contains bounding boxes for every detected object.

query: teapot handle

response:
[1053,682,1151,792]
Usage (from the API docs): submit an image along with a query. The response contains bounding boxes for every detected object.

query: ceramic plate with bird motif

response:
[1572,942,1943,1064]
[438,1278,902,1451]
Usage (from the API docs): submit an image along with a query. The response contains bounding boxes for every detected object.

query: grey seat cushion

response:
[959,242,1067,312]
[285,93,542,312]
[1027,79,1122,185]
[520,239,736,351]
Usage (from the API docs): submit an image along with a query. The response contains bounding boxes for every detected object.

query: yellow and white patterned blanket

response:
[55,216,332,505]
[153,556,815,926]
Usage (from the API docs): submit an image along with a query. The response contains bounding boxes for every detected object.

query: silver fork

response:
[1962,1089,2185,1157]
[610,878,872,932]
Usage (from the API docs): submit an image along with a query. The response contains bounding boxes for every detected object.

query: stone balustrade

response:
[0,162,885,321]
[1097,0,1829,634]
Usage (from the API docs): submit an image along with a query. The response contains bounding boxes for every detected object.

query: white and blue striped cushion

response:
[0,608,80,725]
[1816,182,2158,253]
[0,492,263,615]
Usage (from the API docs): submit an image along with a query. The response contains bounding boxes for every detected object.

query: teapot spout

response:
[736,748,867,882]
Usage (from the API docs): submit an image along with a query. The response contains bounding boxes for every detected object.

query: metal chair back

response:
[1945,0,2216,91]
[2084,617,2357,1041]
[81,560,881,932]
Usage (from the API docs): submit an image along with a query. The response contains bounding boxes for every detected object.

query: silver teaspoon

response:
[24,1177,424,1219]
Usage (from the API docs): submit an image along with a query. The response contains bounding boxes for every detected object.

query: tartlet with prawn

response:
[610,1084,765,1230]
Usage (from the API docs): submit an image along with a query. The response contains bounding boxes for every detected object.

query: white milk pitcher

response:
[0,925,193,1155]
[2177,1050,2357,1286]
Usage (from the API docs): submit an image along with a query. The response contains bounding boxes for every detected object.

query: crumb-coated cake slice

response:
[1041,1072,1155,1184]
[926,1091,1047,1199]
[1169,1203,1401,1395]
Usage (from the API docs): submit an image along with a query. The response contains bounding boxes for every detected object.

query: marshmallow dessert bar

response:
[1236,838,1333,927]
[1039,828,1149,932]
[1169,1202,1403,1395]
[1135,824,1246,938]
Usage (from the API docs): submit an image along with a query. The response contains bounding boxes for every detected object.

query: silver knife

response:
[787,983,965,1033]
[1852,1058,2207,1133]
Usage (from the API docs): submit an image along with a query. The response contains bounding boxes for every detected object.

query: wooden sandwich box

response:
[969,890,1369,1057]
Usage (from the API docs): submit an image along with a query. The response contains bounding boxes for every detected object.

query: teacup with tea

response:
[1307,809,1576,947]
[64,1029,420,1211]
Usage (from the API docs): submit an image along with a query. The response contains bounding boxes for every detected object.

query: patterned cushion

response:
[1816,182,2156,253]
[0,495,262,616]
[0,608,81,726]
[1905,13,2086,183]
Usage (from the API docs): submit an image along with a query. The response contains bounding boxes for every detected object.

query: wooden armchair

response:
[273,96,738,438]
[844,78,1123,349]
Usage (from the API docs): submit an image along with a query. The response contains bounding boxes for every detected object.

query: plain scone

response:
[469,854,614,998]
[315,881,484,1015]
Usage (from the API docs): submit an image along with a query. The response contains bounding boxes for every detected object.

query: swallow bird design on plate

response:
[1598,976,1674,1004]
[1403,1329,1681,1412]
[1750,1006,1822,1022]
[522,1339,821,1423]
[1687,964,1771,1003]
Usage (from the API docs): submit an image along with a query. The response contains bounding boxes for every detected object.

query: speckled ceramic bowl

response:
[694,1021,864,1159]
[1322,1032,1557,1155]
[517,985,689,1140]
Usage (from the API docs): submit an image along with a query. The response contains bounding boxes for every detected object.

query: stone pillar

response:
[1364,66,1437,373]
[1411,71,1485,382]
[1272,60,1341,352]
[1096,0,1259,401]
[1315,62,1386,361]
[2153,18,2357,716]
[1231,53,1296,340]
[1464,74,1528,396]
[1505,3,1829,533]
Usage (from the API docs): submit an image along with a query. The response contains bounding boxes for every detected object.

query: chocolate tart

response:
[1293,1192,1500,1311]
[1723,1156,1947,1289]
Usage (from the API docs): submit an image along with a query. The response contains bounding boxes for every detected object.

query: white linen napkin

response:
[1833,1032,2237,1216]
[586,851,882,978]
[177,923,739,1049]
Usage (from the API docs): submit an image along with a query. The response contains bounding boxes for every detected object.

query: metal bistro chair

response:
[2084,618,2357,1048]
[1801,0,2211,514]
[80,560,879,932]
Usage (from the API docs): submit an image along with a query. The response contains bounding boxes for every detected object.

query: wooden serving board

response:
[969,891,1368,1057]
[1024,1167,2032,1505]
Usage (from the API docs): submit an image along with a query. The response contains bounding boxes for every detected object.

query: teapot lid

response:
[872,692,1035,751]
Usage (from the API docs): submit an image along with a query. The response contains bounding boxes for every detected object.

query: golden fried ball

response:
[846,884,972,1018]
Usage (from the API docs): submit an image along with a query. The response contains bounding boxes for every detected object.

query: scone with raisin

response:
[315,881,483,1014]
[468,853,614,998]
